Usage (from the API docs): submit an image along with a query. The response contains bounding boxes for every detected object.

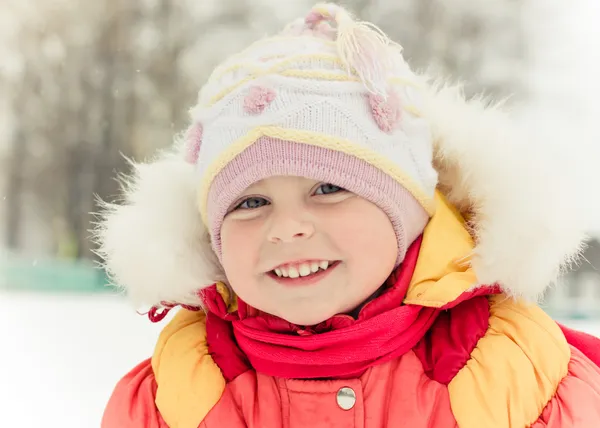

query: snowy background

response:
[1,0,600,427]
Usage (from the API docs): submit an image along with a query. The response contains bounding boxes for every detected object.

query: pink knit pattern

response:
[207,137,429,267]
[243,86,276,114]
[369,91,402,133]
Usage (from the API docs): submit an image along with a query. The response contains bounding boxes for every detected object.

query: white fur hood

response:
[94,80,597,310]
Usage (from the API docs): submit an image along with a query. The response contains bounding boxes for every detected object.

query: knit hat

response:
[187,3,438,265]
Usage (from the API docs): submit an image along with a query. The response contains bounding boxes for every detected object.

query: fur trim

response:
[423,80,594,301]
[93,143,225,308]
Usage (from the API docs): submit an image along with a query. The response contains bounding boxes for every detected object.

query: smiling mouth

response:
[267,260,341,286]
[271,260,337,278]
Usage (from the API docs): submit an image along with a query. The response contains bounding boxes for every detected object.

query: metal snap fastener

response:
[336,387,356,410]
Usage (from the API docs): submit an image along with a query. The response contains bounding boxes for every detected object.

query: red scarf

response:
[204,237,441,380]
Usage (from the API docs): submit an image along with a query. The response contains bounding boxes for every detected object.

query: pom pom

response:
[369,90,402,132]
[243,85,276,114]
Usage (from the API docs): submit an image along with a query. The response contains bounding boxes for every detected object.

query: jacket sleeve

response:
[532,345,600,427]
[101,359,170,428]
[558,323,600,367]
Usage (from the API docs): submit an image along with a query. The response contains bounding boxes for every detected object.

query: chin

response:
[279,308,336,326]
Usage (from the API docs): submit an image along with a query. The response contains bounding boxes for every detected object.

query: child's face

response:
[220,175,398,325]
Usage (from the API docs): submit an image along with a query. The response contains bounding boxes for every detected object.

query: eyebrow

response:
[239,186,266,197]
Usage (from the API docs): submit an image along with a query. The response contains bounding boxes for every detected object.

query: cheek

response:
[327,201,398,268]
[220,220,261,281]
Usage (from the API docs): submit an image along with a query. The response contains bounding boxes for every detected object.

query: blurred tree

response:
[360,0,528,99]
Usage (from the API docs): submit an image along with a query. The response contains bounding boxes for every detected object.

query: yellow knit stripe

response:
[279,70,424,93]
[212,53,346,80]
[448,295,570,428]
[197,126,436,223]
[279,69,362,81]
[207,61,423,105]
[208,37,337,88]
[211,52,423,89]
[152,309,225,428]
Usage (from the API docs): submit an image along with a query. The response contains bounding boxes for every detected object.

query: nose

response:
[267,209,315,244]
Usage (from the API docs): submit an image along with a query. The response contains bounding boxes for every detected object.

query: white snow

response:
[0,291,167,428]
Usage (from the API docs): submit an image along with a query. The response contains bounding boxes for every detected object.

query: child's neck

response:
[346,284,386,319]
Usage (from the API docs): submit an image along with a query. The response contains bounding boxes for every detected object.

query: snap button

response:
[336,387,356,410]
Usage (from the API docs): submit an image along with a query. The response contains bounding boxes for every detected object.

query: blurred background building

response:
[0,0,599,427]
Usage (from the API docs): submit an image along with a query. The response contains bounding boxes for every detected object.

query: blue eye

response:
[236,196,269,210]
[315,183,344,195]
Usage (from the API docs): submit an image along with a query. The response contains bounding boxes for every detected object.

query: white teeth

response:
[288,266,299,278]
[273,261,335,278]
[298,263,312,277]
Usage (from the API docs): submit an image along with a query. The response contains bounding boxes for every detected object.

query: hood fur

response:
[93,142,225,308]
[422,80,594,302]
[94,81,595,309]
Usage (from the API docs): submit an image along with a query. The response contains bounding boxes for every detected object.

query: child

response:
[98,3,600,427]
